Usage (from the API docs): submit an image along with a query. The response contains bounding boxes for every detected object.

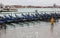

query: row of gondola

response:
[0,13,60,24]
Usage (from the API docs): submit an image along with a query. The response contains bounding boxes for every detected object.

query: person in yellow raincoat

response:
[50,17,55,32]
[50,17,55,25]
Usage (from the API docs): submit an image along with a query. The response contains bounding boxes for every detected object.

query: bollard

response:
[3,23,6,29]
[0,24,3,29]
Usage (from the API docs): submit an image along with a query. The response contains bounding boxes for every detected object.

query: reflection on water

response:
[6,21,41,29]
[0,20,60,38]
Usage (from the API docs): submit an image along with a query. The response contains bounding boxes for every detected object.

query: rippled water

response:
[0,20,60,38]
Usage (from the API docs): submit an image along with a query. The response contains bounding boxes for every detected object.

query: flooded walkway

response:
[0,21,60,38]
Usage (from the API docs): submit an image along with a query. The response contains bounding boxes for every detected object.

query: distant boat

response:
[0,3,17,12]
[0,8,17,12]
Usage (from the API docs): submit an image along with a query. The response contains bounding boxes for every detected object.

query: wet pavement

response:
[0,21,60,38]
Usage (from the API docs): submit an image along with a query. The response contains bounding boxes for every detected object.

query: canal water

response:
[0,8,60,38]
[0,20,60,38]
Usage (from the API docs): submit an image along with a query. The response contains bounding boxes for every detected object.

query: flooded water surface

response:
[0,20,60,38]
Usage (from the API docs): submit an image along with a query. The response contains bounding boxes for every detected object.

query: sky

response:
[0,0,60,6]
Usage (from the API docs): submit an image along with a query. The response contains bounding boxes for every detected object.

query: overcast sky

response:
[0,0,60,6]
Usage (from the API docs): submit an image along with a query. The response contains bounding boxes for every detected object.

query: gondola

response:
[0,13,59,24]
[22,14,30,21]
[14,14,25,22]
[3,15,15,24]
[0,16,5,24]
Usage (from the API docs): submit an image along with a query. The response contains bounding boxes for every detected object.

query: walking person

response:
[50,17,55,32]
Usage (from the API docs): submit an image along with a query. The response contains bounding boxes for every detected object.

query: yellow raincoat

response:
[50,18,55,25]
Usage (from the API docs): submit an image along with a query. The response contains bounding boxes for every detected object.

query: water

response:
[0,8,60,38]
[1,8,60,15]
[18,8,60,12]
[0,20,60,38]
